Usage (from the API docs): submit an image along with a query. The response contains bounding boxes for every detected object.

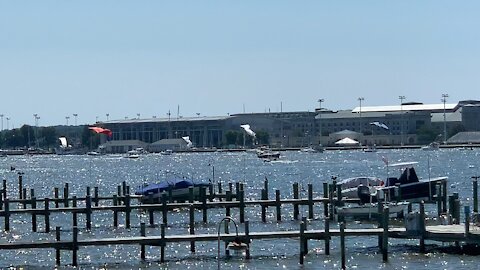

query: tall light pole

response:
[0,114,3,131]
[399,95,406,146]
[442,93,449,144]
[6,117,10,130]
[73,114,78,126]
[137,113,140,119]
[106,113,110,121]
[34,115,40,148]
[65,116,70,126]
[358,97,364,133]
[317,98,324,144]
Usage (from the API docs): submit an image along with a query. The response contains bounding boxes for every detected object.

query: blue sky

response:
[1,1,479,127]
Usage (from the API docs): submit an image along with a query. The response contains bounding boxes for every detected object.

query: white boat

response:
[339,176,384,199]
[161,149,173,155]
[421,142,440,151]
[363,145,377,152]
[256,147,280,160]
[135,178,210,203]
[337,202,408,220]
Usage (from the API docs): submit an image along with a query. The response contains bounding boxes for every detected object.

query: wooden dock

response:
[0,173,478,268]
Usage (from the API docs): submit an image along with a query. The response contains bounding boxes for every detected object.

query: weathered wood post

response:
[442,180,448,213]
[94,186,99,207]
[235,182,241,200]
[44,197,50,233]
[275,189,281,222]
[122,181,127,196]
[72,196,78,227]
[149,205,155,227]
[125,193,131,229]
[72,226,78,267]
[54,187,59,208]
[377,201,384,250]
[86,195,92,230]
[18,173,23,200]
[324,218,330,255]
[299,220,305,265]
[217,181,223,201]
[261,189,267,222]
[140,222,146,260]
[336,183,343,207]
[208,183,214,202]
[419,201,426,253]
[328,183,335,220]
[64,183,69,207]
[160,223,166,263]
[302,217,308,255]
[323,182,329,218]
[293,183,299,220]
[382,206,389,262]
[308,184,314,219]
[201,187,208,223]
[189,204,195,253]
[113,195,118,227]
[55,226,61,266]
[340,222,346,270]
[244,220,251,259]
[225,190,232,217]
[264,177,269,199]
[31,195,37,232]
[4,198,10,231]
[22,188,27,209]
[239,189,245,223]
[162,193,168,225]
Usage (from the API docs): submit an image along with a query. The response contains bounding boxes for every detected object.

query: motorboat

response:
[339,176,384,198]
[421,142,440,151]
[256,147,280,160]
[135,178,211,203]
[363,145,377,152]
[160,149,173,155]
[337,201,408,221]
[357,161,447,204]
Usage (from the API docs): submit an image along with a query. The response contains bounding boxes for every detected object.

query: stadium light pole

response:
[0,114,3,131]
[73,114,78,126]
[399,95,406,146]
[6,117,10,130]
[358,97,364,133]
[65,116,70,126]
[441,93,449,144]
[317,98,324,144]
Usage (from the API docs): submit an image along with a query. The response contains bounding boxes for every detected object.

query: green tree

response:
[40,127,58,147]
[416,125,438,144]
[4,129,24,148]
[225,130,239,146]
[256,130,270,145]
[19,125,34,147]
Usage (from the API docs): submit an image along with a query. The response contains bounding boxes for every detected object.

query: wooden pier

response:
[0,173,478,268]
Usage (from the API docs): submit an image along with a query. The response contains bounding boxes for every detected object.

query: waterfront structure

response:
[97,100,480,151]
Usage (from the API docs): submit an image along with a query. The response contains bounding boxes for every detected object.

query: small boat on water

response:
[256,147,280,160]
[357,161,447,204]
[160,149,173,155]
[135,178,210,203]
[421,142,440,151]
[337,201,408,221]
[339,176,384,198]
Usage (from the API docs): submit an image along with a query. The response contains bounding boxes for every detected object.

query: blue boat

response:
[135,178,210,203]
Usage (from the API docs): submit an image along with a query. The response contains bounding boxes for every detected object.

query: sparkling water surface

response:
[1,149,480,269]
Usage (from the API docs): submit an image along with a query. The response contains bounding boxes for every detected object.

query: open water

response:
[1,148,480,269]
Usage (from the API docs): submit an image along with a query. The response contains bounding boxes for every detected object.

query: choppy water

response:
[1,149,480,269]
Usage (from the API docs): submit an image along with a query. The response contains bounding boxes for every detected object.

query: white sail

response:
[240,124,256,137]
[59,137,68,148]
[182,136,193,147]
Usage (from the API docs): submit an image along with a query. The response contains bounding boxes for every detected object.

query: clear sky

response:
[1,1,479,127]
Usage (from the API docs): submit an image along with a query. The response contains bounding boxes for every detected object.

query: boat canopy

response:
[335,137,359,145]
[135,178,209,196]
[387,161,418,168]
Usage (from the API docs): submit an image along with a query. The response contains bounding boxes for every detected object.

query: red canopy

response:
[89,127,112,137]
